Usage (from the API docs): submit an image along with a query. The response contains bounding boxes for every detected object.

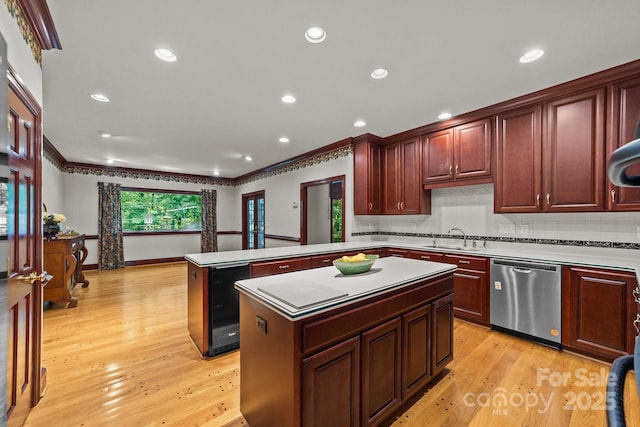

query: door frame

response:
[300,175,345,245]
[241,190,265,250]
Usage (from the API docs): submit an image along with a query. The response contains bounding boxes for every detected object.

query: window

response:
[121,188,201,233]
[242,191,265,249]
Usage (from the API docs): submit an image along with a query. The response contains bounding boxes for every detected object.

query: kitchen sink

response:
[422,244,484,252]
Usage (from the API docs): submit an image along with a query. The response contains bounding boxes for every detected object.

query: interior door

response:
[6,71,43,426]
[242,191,265,250]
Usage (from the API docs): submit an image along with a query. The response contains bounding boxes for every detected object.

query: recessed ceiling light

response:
[100,132,112,138]
[519,49,544,63]
[244,155,252,161]
[438,112,452,120]
[279,137,290,143]
[90,93,110,102]
[106,159,114,164]
[281,94,296,104]
[354,120,366,128]
[154,48,177,62]
[213,170,220,176]
[370,68,389,80]
[305,27,326,44]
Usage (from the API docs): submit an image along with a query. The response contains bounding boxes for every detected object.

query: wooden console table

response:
[43,234,90,308]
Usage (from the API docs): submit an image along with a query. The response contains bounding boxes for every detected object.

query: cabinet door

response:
[494,105,543,213]
[402,305,432,399]
[354,140,383,215]
[303,336,361,427]
[562,266,638,361]
[451,269,489,325]
[608,76,640,210]
[423,128,454,183]
[250,257,311,277]
[544,88,605,212]
[454,118,492,180]
[432,293,454,375]
[361,317,401,427]
[383,143,401,213]
[406,250,444,263]
[399,137,425,214]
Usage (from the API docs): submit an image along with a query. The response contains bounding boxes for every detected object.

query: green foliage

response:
[331,198,342,243]
[121,191,202,232]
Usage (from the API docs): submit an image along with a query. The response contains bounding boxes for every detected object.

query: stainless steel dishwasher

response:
[490,258,562,346]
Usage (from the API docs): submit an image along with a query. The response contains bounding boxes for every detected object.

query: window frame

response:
[121,186,202,236]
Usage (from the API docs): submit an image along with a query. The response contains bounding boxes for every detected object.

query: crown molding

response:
[17,0,61,50]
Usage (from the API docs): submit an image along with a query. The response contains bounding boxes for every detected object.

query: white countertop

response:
[234,256,456,319]
[185,240,640,280]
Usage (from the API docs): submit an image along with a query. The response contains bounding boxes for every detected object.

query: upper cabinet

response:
[607,76,640,210]
[383,137,431,214]
[423,118,492,188]
[495,88,606,213]
[353,134,383,215]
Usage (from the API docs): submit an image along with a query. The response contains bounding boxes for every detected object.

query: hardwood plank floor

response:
[24,262,639,426]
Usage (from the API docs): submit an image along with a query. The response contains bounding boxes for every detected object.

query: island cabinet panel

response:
[444,254,489,325]
[353,136,383,215]
[250,256,312,277]
[544,88,605,212]
[432,293,454,374]
[186,261,209,357]
[302,337,360,427]
[607,76,640,210]
[562,266,638,362]
[401,304,432,399]
[361,318,402,427]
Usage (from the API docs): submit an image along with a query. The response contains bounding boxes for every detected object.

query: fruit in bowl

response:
[332,253,379,275]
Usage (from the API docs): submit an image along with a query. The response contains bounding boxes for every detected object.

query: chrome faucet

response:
[448,227,467,247]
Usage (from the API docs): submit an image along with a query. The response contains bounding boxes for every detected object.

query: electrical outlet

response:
[518,224,529,235]
[411,222,417,230]
[256,316,267,335]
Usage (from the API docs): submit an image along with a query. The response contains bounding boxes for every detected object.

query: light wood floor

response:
[24,262,639,427]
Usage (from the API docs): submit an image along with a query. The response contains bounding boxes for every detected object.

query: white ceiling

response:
[42,0,640,178]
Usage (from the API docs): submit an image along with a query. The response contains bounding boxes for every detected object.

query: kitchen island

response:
[234,256,456,427]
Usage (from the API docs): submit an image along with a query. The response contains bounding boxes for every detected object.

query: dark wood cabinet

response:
[432,293,454,374]
[385,248,408,258]
[361,318,402,426]
[562,266,638,362]
[607,76,640,210]
[444,254,489,325]
[544,88,606,212]
[353,135,383,215]
[302,337,361,427]
[423,118,492,188]
[494,105,543,213]
[383,137,430,214]
[401,304,432,399]
[43,235,89,308]
[406,250,444,263]
[250,256,312,277]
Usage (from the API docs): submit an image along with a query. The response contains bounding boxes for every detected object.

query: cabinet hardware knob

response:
[279,265,290,269]
[459,260,470,264]
[546,193,551,205]
[536,194,541,206]
[400,201,404,210]
[322,259,330,263]
[368,202,373,211]
[397,202,401,211]
[455,165,460,173]
[449,165,453,175]
[611,189,616,203]
[421,255,431,259]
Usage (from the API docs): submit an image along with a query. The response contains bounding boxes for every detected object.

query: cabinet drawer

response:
[311,254,340,268]
[406,250,444,263]
[250,257,312,278]
[443,254,487,271]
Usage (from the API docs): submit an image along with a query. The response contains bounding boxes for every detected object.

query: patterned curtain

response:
[98,182,125,270]
[201,189,218,253]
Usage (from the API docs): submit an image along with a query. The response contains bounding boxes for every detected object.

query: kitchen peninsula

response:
[234,256,456,427]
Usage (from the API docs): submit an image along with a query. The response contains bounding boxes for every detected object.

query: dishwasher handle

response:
[512,267,532,274]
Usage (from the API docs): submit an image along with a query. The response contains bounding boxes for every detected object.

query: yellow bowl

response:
[332,254,379,275]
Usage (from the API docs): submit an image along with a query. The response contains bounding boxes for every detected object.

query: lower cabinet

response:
[250,256,312,277]
[301,293,453,427]
[443,254,490,325]
[562,266,638,361]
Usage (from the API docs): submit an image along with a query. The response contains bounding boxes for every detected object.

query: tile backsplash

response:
[352,184,640,245]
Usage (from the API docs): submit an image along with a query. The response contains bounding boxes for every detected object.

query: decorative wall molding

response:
[44,135,354,187]
[3,0,61,65]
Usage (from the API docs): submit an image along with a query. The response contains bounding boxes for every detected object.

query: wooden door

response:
[383,143,401,213]
[451,269,488,324]
[241,190,264,249]
[607,76,640,210]
[494,105,543,213]
[562,266,638,361]
[361,317,401,427]
[401,304,431,399]
[302,336,360,427]
[6,75,43,425]
[399,138,422,214]
[353,136,382,215]
[544,88,605,212]
[422,128,453,183]
[454,119,492,180]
